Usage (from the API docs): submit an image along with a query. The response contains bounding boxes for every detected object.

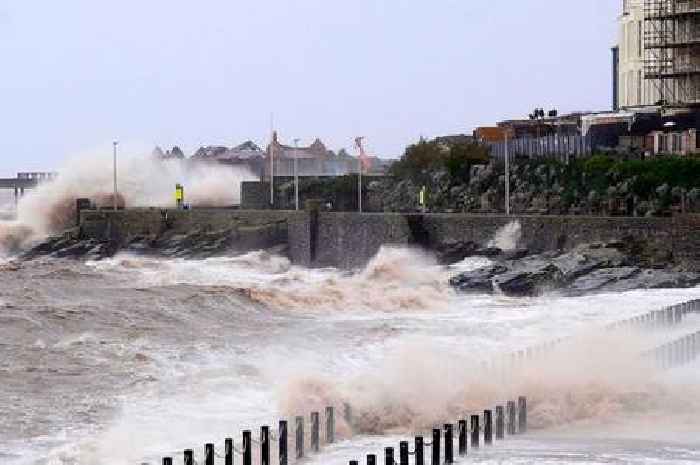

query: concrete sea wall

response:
[79,209,700,271]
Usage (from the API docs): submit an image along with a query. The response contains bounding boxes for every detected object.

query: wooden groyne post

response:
[261,426,270,465]
[242,430,252,465]
[470,415,480,449]
[399,441,409,465]
[225,438,233,465]
[458,420,467,456]
[431,428,440,465]
[205,443,214,465]
[518,396,527,433]
[495,405,505,440]
[278,421,288,465]
[295,416,304,459]
[414,436,424,465]
[326,406,335,443]
[444,423,454,464]
[507,401,516,435]
[311,411,320,452]
[484,410,493,445]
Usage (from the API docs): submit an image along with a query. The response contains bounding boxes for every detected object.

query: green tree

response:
[389,139,444,183]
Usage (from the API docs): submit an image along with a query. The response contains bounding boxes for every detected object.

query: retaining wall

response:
[79,209,700,271]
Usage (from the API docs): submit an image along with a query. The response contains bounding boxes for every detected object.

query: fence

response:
[488,134,598,163]
[149,298,700,465]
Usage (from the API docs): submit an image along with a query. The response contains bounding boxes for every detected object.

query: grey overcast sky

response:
[0,1,619,176]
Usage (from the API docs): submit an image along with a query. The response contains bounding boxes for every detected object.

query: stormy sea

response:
[1,156,700,465]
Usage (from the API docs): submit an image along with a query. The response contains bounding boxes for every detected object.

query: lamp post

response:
[355,136,365,213]
[269,134,275,207]
[293,138,300,211]
[113,141,118,211]
[505,132,510,216]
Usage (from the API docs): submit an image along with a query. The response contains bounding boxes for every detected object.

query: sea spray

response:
[488,220,522,251]
[278,330,700,435]
[0,152,256,253]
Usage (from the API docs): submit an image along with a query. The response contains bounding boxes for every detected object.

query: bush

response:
[444,143,490,182]
[389,138,489,184]
[389,139,444,183]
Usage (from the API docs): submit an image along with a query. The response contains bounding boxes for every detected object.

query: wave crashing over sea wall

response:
[0,153,256,255]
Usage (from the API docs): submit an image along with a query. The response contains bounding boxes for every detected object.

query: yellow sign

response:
[175,184,184,201]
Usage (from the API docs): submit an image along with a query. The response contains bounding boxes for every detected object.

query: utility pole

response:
[113,141,118,211]
[504,132,510,216]
[293,138,300,210]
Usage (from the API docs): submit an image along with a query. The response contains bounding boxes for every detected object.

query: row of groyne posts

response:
[150,298,700,465]
[155,397,528,465]
[472,298,700,381]
[504,299,700,370]
[349,397,528,465]
[637,299,700,369]
[602,298,700,370]
[163,406,337,465]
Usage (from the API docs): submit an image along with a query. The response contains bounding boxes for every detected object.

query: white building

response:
[614,0,700,108]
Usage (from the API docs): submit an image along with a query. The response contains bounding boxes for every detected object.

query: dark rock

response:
[449,240,698,297]
[495,263,564,297]
[449,265,508,293]
[474,247,503,257]
[567,267,641,294]
[601,269,700,292]
[502,248,530,261]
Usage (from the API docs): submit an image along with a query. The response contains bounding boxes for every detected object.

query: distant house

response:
[264,132,390,177]
[190,141,266,176]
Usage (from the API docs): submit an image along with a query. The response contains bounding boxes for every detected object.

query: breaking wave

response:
[93,246,453,313]
[0,152,256,253]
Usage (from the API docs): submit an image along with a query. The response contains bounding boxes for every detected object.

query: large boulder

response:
[494,263,564,296]
[449,265,508,293]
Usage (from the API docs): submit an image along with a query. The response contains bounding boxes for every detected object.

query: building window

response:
[673,133,682,153]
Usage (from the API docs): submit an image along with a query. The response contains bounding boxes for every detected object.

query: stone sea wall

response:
[79,209,700,271]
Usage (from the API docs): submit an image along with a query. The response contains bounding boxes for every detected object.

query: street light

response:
[293,138,300,211]
[113,141,118,211]
[355,136,365,213]
[505,132,510,216]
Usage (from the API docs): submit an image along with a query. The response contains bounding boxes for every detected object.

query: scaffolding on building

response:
[644,0,700,105]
